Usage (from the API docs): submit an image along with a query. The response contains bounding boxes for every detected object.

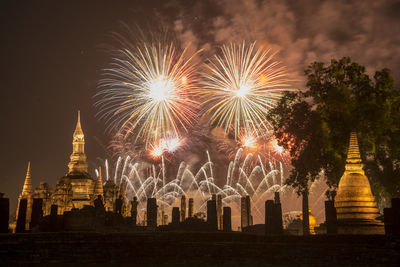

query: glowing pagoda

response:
[53,111,95,213]
[334,132,384,234]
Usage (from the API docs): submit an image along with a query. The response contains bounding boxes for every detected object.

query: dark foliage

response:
[268,57,400,205]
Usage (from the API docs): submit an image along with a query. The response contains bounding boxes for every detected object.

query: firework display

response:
[200,42,293,139]
[92,34,325,230]
[97,150,327,229]
[96,41,201,147]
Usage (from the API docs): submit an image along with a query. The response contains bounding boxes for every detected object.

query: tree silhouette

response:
[268,57,400,228]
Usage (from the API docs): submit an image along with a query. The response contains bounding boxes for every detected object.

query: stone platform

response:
[0,232,399,266]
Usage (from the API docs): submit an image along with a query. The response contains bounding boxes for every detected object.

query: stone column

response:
[384,207,393,235]
[180,195,186,222]
[172,207,180,225]
[146,198,157,228]
[216,195,222,230]
[392,198,400,236]
[223,206,232,232]
[325,200,337,234]
[241,197,248,230]
[302,191,310,236]
[30,198,43,230]
[207,200,218,231]
[188,198,194,218]
[16,199,27,233]
[0,194,9,233]
[49,204,58,232]
[241,196,252,230]
[265,200,275,235]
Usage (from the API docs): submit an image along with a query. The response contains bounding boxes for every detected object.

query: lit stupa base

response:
[337,220,384,235]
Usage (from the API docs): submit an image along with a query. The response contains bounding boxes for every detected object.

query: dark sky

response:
[1,0,399,212]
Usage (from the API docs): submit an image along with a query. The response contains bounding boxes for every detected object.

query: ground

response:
[0,232,399,266]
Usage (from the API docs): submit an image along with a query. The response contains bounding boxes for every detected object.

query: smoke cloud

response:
[172,0,400,87]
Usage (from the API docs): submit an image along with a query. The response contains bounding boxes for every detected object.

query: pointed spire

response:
[73,110,84,137]
[68,110,88,173]
[344,131,364,174]
[346,132,362,164]
[22,161,32,196]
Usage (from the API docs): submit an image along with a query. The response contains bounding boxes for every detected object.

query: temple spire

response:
[22,161,32,196]
[74,110,84,137]
[347,132,362,164]
[344,132,365,175]
[68,110,88,174]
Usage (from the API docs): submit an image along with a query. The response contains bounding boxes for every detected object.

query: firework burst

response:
[200,42,294,139]
[148,136,185,160]
[96,41,201,147]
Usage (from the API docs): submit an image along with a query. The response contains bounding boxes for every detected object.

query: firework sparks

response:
[239,132,257,149]
[273,139,284,154]
[96,41,201,147]
[200,42,294,139]
[150,143,164,158]
[149,136,184,160]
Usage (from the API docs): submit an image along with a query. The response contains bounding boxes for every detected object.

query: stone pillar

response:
[223,206,232,232]
[16,198,27,233]
[30,198,43,230]
[274,192,283,234]
[160,210,165,225]
[265,193,283,235]
[207,199,218,231]
[216,195,222,230]
[392,198,400,236]
[246,196,252,226]
[241,197,247,230]
[241,196,251,230]
[265,200,275,235]
[146,198,157,228]
[274,192,280,203]
[325,200,337,234]
[302,191,310,236]
[180,195,186,222]
[172,207,180,225]
[163,214,168,225]
[384,207,393,235]
[49,204,58,232]
[0,194,9,233]
[188,198,194,218]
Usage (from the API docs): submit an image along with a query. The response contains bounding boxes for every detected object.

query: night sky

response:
[1,0,399,212]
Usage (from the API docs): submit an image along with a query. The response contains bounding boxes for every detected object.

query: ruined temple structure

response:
[334,132,384,234]
[15,111,128,230]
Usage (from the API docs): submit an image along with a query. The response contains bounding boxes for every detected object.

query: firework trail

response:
[200,42,294,139]
[95,40,201,147]
[96,149,327,228]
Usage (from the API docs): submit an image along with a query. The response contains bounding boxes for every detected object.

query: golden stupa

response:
[300,209,317,235]
[334,132,384,234]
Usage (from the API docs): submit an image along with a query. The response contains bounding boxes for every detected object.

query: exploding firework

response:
[217,129,291,168]
[200,42,294,139]
[148,136,184,160]
[96,40,201,147]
